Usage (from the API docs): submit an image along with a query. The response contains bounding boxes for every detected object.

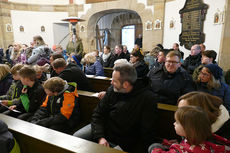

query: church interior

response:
[1,0,230,153]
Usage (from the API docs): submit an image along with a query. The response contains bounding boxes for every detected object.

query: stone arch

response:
[111,12,142,50]
[78,0,154,52]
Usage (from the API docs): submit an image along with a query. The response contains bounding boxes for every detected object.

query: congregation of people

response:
[1,34,230,153]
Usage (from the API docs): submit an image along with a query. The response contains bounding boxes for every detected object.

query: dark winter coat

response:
[148,65,194,105]
[0,74,13,96]
[196,82,230,112]
[99,53,115,68]
[58,63,92,91]
[0,120,16,153]
[91,80,158,152]
[133,60,149,78]
[182,53,202,74]
[16,81,46,113]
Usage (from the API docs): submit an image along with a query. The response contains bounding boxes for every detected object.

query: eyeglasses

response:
[200,71,210,77]
[165,60,180,64]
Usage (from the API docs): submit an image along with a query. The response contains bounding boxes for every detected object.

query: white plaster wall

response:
[11,10,68,48]
[9,0,69,5]
[163,0,226,60]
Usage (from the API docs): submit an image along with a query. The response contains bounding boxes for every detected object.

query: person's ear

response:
[122,81,130,89]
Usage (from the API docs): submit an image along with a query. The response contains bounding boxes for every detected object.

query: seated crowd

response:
[1,35,230,153]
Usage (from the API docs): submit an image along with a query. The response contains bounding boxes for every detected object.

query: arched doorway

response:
[88,9,142,53]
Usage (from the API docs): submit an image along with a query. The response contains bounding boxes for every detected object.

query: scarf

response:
[212,105,230,132]
[102,53,111,62]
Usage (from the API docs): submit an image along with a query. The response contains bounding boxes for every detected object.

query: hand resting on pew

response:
[98,91,106,100]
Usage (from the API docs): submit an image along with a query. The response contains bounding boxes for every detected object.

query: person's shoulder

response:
[178,67,192,80]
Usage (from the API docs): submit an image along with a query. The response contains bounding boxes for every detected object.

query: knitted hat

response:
[204,64,223,80]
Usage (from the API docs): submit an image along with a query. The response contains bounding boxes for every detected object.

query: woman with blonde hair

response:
[27,35,50,65]
[194,64,230,112]
[0,64,12,96]
[178,91,230,139]
[11,42,23,64]
[82,52,104,76]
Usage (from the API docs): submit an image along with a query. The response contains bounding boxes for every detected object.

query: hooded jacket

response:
[31,83,80,129]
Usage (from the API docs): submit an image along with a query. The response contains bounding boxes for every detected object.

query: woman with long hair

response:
[194,64,230,112]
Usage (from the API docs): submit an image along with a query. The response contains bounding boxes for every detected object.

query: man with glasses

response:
[148,51,194,105]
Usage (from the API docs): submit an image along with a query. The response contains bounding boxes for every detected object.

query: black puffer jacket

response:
[148,65,194,105]
[59,63,92,91]
[182,53,202,74]
[91,79,158,152]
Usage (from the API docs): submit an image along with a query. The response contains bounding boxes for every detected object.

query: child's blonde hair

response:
[11,64,24,75]
[175,106,212,145]
[0,64,11,80]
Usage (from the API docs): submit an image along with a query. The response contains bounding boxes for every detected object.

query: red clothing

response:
[152,134,230,153]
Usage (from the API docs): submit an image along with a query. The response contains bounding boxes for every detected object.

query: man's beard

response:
[113,86,126,93]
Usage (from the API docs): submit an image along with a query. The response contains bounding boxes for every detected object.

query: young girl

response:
[149,106,230,153]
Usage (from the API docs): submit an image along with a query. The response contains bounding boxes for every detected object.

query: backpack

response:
[36,47,51,66]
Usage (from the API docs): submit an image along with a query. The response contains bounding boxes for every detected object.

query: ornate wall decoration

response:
[6,24,12,32]
[169,18,175,29]
[179,0,208,50]
[41,26,45,32]
[145,21,152,31]
[154,19,161,30]
[19,25,24,32]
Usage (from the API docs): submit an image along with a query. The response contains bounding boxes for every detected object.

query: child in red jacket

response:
[149,106,230,153]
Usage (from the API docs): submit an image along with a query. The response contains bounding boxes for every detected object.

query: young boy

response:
[5,66,46,120]
[30,77,80,133]
[0,64,24,112]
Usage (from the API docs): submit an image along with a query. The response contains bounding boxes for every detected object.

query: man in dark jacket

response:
[91,64,158,152]
[148,51,194,105]
[182,44,202,75]
[114,44,125,61]
[52,58,92,91]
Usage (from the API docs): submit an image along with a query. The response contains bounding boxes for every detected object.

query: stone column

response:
[219,1,230,71]
[0,1,14,50]
[152,0,166,44]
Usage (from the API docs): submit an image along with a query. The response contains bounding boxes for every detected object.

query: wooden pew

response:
[0,114,125,153]
[103,67,113,78]
[78,90,99,126]
[86,75,111,92]
[78,90,178,140]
